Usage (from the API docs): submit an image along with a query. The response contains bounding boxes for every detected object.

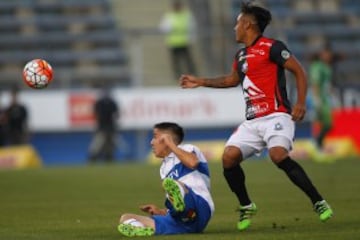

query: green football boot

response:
[237,203,257,231]
[117,224,154,237]
[162,178,185,212]
[314,200,333,222]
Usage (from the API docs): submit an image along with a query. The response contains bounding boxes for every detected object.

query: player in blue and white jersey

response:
[117,122,215,236]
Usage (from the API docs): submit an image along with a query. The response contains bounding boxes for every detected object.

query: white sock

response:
[175,181,186,198]
[123,218,145,227]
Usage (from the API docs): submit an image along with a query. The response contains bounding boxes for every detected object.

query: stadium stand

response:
[0,0,131,89]
[231,0,360,88]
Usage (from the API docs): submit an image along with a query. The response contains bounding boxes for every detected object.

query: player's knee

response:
[222,146,242,168]
[269,147,288,164]
[275,156,300,173]
[119,213,132,223]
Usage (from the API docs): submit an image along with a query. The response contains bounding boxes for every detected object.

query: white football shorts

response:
[225,113,295,159]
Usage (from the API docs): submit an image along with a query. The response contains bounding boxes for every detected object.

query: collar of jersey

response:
[163,152,176,162]
[249,35,262,47]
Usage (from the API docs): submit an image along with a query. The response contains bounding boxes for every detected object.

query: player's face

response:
[234,13,246,43]
[150,128,170,158]
[234,13,255,43]
[319,49,333,64]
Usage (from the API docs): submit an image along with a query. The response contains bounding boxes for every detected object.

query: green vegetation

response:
[0,159,359,240]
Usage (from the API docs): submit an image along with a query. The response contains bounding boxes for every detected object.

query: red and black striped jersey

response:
[233,36,292,120]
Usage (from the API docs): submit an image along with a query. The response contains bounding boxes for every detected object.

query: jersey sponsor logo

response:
[243,77,270,117]
[238,54,255,62]
[259,41,272,47]
[249,48,265,55]
[246,102,270,119]
[243,77,266,100]
[244,86,263,97]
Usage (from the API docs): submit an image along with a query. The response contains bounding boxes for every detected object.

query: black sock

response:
[317,125,332,148]
[223,165,251,206]
[277,157,323,204]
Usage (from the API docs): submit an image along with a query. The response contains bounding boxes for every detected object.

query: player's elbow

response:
[187,162,199,170]
[187,158,199,169]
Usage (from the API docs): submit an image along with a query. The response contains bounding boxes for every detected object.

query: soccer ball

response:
[22,59,53,89]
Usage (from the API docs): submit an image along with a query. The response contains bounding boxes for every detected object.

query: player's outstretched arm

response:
[180,70,240,89]
[284,55,307,122]
[140,204,167,216]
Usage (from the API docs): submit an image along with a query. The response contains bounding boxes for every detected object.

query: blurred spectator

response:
[159,0,197,80]
[0,91,7,147]
[4,86,29,145]
[88,87,119,163]
[309,45,337,149]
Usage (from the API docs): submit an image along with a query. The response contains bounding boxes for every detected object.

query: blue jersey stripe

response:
[197,161,210,177]
[165,161,210,180]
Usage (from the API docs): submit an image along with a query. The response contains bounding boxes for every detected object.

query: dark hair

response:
[241,1,272,33]
[154,122,184,144]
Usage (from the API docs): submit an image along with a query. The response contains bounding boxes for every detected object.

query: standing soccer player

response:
[117,122,214,236]
[180,2,333,231]
[309,46,335,150]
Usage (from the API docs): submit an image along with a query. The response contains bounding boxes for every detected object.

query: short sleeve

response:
[269,40,292,66]
[180,144,195,153]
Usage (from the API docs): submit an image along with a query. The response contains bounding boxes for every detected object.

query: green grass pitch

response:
[0,158,359,240]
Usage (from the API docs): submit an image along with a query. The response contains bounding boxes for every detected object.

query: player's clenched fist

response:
[180,74,203,88]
